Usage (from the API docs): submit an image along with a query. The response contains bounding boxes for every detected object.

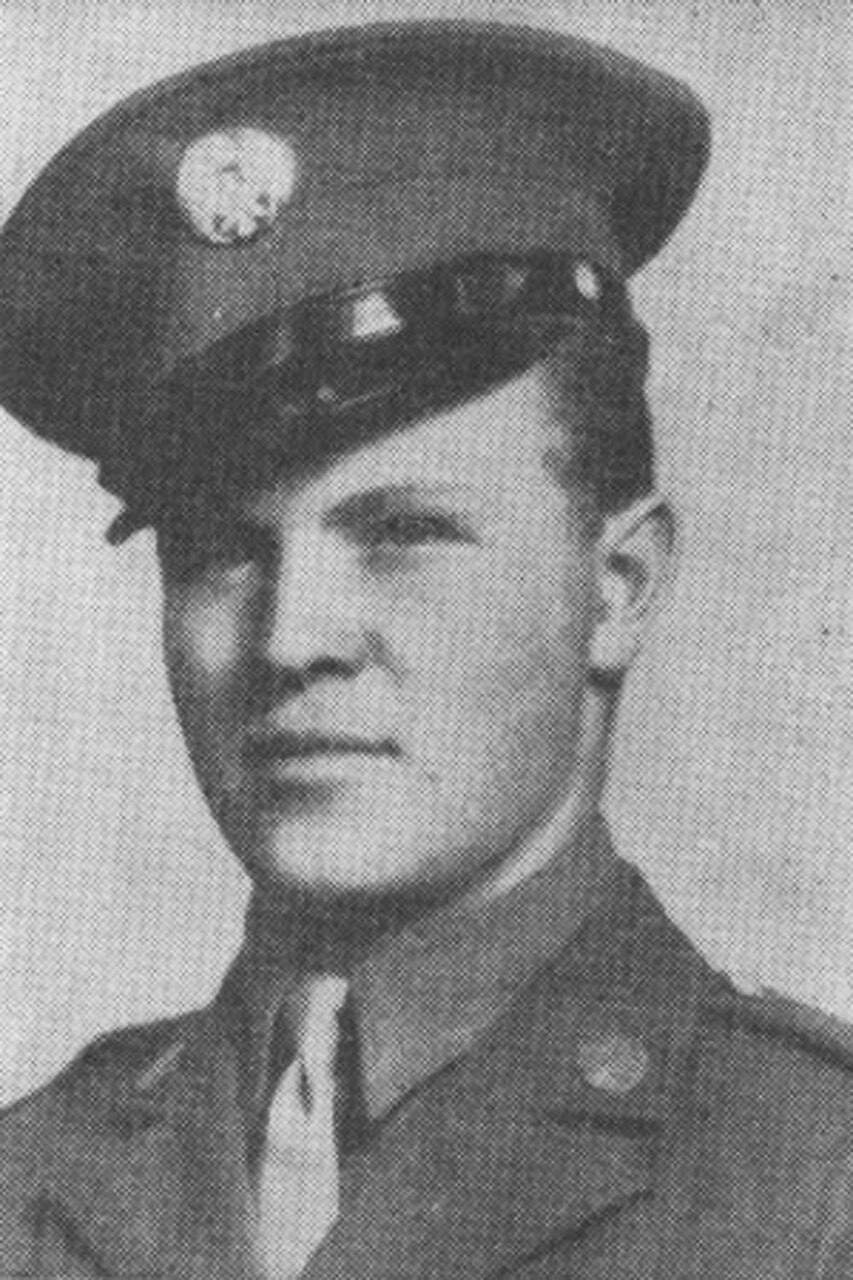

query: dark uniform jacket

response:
[2,848,853,1279]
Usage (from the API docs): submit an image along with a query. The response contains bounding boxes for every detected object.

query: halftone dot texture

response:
[0,0,850,1117]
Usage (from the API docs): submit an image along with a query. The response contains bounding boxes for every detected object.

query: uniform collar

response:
[40,843,726,1279]
[220,808,620,1130]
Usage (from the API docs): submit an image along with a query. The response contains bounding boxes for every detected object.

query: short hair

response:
[541,308,656,522]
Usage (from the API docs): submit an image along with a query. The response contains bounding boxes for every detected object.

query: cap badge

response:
[577,1032,649,1095]
[176,127,298,246]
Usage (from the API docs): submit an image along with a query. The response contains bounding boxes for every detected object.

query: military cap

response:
[0,20,710,538]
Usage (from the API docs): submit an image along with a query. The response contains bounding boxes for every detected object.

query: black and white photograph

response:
[0,1,850,1275]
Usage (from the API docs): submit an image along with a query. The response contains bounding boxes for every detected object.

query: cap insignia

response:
[176,127,298,246]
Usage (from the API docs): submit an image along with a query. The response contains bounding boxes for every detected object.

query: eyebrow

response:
[323,482,485,530]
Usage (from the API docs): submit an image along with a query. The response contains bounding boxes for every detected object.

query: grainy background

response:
[0,0,850,1106]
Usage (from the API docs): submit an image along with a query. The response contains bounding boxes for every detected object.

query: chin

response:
[234,811,417,895]
[230,806,483,914]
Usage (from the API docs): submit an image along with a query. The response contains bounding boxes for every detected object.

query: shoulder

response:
[690,977,853,1159]
[735,985,853,1062]
[698,980,853,1109]
[0,1010,198,1154]
[5,1010,195,1096]
[685,980,853,1273]
[0,1011,200,1264]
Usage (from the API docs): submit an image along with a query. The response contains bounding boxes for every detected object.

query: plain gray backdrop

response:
[0,0,850,1106]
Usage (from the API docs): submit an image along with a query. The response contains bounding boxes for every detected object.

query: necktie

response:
[255,976,348,1279]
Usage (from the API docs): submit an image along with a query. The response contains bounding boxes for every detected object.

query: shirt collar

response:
[218,807,621,1131]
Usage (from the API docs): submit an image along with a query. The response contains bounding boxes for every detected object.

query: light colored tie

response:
[255,976,349,1279]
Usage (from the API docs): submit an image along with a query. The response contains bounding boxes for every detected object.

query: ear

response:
[590,493,676,681]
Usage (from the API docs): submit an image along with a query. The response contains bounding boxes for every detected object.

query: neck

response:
[245,884,411,976]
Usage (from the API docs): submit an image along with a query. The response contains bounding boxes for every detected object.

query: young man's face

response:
[159,367,603,907]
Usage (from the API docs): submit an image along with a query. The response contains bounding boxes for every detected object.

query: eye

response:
[366,509,471,549]
[158,515,272,583]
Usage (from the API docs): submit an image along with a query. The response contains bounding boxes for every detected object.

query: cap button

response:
[574,261,602,302]
[577,1032,649,1095]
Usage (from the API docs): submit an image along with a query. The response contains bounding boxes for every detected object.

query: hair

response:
[540,309,656,526]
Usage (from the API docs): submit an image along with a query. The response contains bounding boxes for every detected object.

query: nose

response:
[256,528,368,692]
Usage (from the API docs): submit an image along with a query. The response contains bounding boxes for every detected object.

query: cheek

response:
[389,544,594,722]
[162,588,247,720]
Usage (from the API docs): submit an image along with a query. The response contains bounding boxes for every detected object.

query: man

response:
[0,16,851,1279]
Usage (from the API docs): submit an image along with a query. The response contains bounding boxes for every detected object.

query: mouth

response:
[244,731,401,766]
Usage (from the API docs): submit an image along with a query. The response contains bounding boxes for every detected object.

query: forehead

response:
[239,364,563,521]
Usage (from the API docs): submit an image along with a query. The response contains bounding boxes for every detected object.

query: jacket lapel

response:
[40,1005,256,1278]
[304,868,717,1280]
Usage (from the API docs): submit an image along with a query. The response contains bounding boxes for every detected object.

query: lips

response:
[244,730,401,765]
